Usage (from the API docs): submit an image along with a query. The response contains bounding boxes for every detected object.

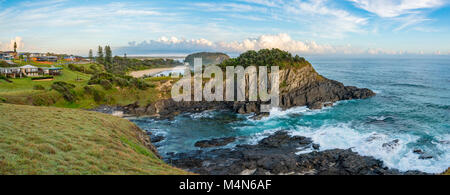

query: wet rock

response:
[312,144,320,150]
[307,102,323,110]
[382,139,400,151]
[323,102,334,107]
[166,131,424,175]
[413,149,424,155]
[419,155,433,160]
[194,137,236,148]
[151,135,165,143]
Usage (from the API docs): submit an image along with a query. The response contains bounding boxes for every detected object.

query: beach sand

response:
[129,66,185,78]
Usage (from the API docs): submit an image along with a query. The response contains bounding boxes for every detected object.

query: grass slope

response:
[0,103,188,175]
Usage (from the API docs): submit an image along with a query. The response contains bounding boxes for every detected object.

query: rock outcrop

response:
[166,131,426,175]
[195,137,236,148]
[120,62,375,118]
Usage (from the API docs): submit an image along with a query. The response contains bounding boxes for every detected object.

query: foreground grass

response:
[0,103,189,175]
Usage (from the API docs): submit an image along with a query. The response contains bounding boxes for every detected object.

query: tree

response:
[105,45,112,64]
[97,46,104,64]
[14,42,17,53]
[88,49,93,61]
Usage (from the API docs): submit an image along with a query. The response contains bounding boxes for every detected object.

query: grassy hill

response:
[0,103,189,175]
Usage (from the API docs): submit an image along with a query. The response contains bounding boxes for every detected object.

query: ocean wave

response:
[390,83,431,89]
[290,123,449,174]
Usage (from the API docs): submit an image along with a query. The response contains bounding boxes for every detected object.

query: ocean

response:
[130,57,450,174]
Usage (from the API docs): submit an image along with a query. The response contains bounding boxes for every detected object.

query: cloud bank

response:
[116,33,438,56]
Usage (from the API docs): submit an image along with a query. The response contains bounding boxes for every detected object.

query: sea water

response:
[131,56,450,174]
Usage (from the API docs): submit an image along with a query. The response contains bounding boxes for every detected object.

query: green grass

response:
[0,103,189,175]
[0,68,90,94]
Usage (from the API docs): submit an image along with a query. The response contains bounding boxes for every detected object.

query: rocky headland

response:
[111,50,375,119]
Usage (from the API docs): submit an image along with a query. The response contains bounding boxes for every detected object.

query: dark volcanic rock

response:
[166,131,423,175]
[195,137,236,148]
[151,135,165,143]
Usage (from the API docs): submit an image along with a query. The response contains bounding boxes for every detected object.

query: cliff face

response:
[122,62,375,118]
[278,64,375,110]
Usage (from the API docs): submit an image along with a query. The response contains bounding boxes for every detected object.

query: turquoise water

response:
[131,57,450,173]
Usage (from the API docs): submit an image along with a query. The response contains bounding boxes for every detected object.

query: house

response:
[20,65,39,77]
[36,56,58,62]
[0,51,15,61]
[0,67,21,78]
[1,64,63,78]
[40,66,63,76]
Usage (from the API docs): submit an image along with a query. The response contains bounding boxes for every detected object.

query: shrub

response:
[51,81,77,102]
[31,92,58,106]
[100,79,113,90]
[93,90,106,103]
[83,85,95,95]
[31,76,54,81]
[0,97,6,102]
[33,85,46,90]
[114,77,130,87]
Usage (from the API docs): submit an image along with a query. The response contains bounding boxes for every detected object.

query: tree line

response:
[88,46,182,74]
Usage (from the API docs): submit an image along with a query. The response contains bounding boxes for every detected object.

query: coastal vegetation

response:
[0,103,188,175]
[218,48,311,69]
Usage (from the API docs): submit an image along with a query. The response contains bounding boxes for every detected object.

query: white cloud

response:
[238,0,368,38]
[0,37,24,51]
[118,33,367,55]
[119,33,441,56]
[349,0,446,18]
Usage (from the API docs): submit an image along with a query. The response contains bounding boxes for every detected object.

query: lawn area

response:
[0,68,90,94]
[0,103,189,175]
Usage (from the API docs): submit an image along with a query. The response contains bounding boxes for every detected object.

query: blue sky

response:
[0,0,449,56]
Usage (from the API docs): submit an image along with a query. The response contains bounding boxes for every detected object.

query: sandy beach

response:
[129,66,186,78]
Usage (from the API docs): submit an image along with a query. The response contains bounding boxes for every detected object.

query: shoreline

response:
[88,105,439,175]
[129,66,186,78]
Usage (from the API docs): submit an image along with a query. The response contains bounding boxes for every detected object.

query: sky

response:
[0,0,449,56]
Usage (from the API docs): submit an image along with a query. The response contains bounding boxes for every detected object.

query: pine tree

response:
[88,49,93,61]
[97,46,104,64]
[105,45,112,64]
[13,42,17,53]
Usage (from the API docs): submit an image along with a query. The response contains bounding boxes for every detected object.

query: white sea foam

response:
[290,124,449,173]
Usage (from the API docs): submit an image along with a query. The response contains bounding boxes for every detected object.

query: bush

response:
[33,85,46,90]
[0,97,6,102]
[114,77,130,87]
[89,72,149,90]
[100,79,113,90]
[218,48,311,69]
[51,82,77,102]
[83,85,95,95]
[93,90,106,103]
[31,76,54,81]
[31,92,58,106]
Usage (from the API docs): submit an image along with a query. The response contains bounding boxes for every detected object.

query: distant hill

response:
[185,52,230,66]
